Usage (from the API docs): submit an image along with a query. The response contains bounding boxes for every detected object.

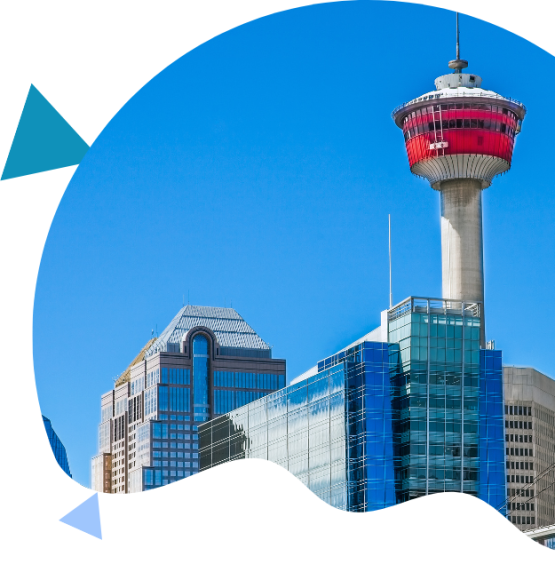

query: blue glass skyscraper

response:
[199,296,506,513]
[91,305,286,494]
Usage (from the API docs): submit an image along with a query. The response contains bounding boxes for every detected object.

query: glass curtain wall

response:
[193,334,210,422]
[388,299,482,503]
[199,341,394,512]
[479,349,505,511]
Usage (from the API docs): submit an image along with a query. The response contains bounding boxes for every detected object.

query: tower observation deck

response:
[391,14,526,346]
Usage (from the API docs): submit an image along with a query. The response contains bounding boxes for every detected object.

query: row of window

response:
[152,422,198,439]
[147,369,160,388]
[170,423,197,431]
[506,448,533,457]
[130,377,145,396]
[507,461,534,470]
[403,103,518,124]
[213,371,285,390]
[507,475,534,484]
[153,451,199,458]
[151,462,198,469]
[143,468,194,486]
[509,515,535,525]
[505,405,532,416]
[170,433,198,440]
[506,434,533,443]
[507,488,534,497]
[398,444,478,457]
[509,502,535,512]
[404,119,516,142]
[160,414,191,421]
[506,420,532,429]
[162,367,190,385]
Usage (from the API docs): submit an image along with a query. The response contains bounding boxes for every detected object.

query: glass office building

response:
[199,297,506,513]
[91,305,286,494]
[43,415,72,477]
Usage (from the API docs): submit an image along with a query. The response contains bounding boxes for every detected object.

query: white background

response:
[0,0,554,560]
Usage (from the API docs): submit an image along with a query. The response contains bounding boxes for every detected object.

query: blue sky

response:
[34,1,555,486]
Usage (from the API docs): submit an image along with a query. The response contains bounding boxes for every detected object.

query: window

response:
[193,334,209,417]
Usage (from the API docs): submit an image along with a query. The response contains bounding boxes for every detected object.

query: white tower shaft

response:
[439,178,486,345]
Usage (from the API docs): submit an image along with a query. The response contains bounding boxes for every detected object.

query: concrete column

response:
[438,178,485,344]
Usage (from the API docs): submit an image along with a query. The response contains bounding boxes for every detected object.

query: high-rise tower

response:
[392,14,526,346]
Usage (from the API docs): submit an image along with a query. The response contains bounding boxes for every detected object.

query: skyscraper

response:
[91,305,286,493]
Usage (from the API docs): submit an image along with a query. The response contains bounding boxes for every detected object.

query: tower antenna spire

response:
[389,214,392,309]
[448,12,468,73]
[456,12,460,62]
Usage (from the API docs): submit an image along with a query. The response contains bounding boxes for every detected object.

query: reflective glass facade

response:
[200,297,506,514]
[193,335,210,422]
[388,301,482,500]
[200,342,393,511]
[479,350,505,510]
[92,306,286,494]
[43,415,72,477]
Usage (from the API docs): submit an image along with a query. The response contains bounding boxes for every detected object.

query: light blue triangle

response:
[60,493,102,539]
[1,84,89,180]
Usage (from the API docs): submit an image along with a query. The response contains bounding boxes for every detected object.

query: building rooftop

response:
[145,305,271,357]
[115,337,158,387]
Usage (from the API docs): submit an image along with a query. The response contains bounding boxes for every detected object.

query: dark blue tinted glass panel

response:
[169,386,191,412]
[159,386,168,411]
[478,349,506,514]
[168,368,190,385]
[43,416,72,477]
[213,371,284,391]
[193,335,209,420]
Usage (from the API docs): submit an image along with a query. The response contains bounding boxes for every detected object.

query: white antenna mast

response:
[389,214,392,309]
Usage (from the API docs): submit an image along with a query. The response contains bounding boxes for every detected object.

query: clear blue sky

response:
[34,1,555,486]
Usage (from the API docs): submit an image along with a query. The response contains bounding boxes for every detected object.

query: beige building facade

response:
[504,366,555,530]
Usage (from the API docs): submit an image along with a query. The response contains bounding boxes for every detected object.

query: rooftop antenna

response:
[389,214,392,309]
[448,12,468,73]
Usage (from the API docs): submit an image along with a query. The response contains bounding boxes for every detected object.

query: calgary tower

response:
[392,14,526,346]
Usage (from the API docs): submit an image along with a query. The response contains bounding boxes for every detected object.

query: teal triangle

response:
[1,84,89,180]
[60,493,102,539]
